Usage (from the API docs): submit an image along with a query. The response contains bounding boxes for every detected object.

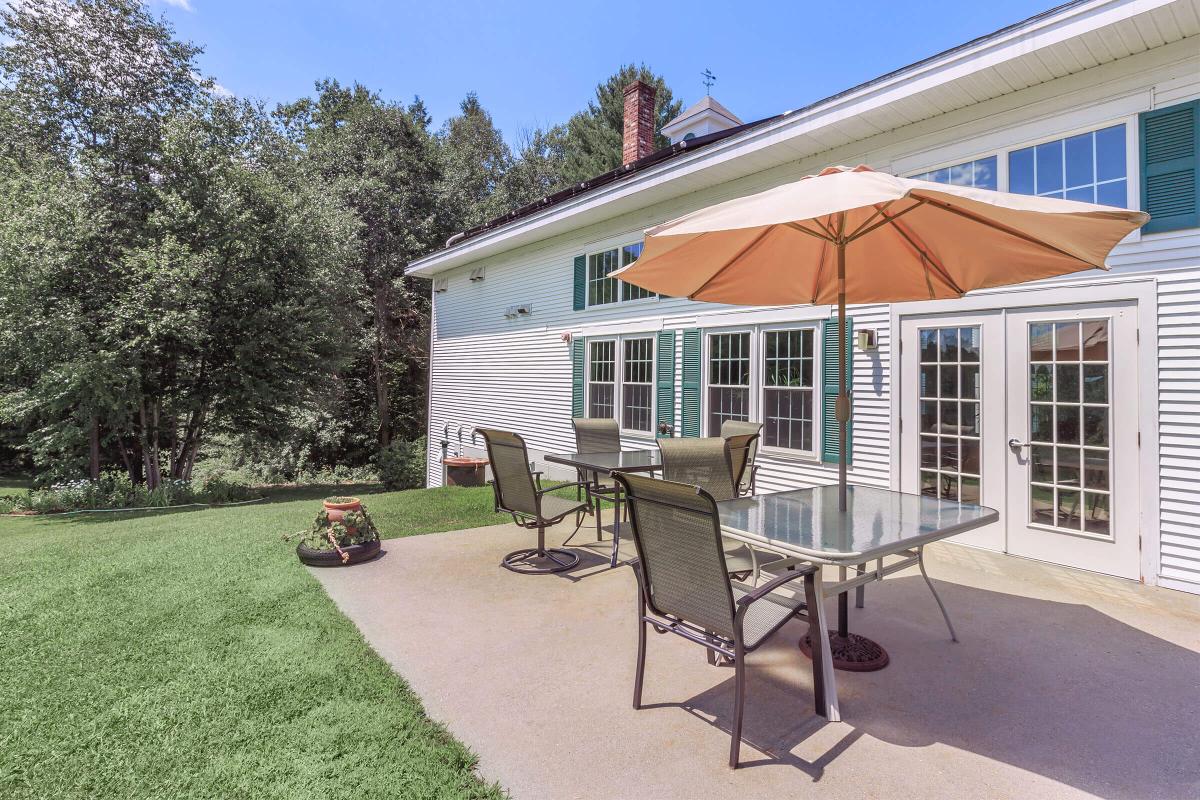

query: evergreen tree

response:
[560,64,682,185]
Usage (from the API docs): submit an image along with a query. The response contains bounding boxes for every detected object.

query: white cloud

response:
[211,82,233,98]
[160,0,194,12]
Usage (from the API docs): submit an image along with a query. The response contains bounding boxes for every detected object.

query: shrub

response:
[377,438,426,491]
[11,472,256,513]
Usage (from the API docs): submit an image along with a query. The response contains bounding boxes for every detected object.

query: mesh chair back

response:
[477,428,538,517]
[616,472,737,639]
[657,438,737,502]
[724,433,760,493]
[573,418,620,454]
[722,420,763,465]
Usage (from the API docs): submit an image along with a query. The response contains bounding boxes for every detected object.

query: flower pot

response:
[443,457,488,487]
[297,539,380,567]
[322,497,361,525]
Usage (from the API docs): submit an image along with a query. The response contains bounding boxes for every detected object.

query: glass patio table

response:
[542,449,662,566]
[717,483,998,722]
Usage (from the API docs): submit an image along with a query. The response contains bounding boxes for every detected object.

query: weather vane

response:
[702,68,716,95]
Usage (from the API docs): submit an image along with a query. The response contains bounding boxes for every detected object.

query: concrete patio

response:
[314,523,1200,800]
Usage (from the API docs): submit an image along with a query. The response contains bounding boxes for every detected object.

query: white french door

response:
[899,312,1006,551]
[900,301,1141,580]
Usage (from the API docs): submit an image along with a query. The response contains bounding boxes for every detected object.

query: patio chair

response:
[477,428,589,574]
[657,437,782,583]
[614,472,823,769]
[571,418,624,561]
[721,420,763,496]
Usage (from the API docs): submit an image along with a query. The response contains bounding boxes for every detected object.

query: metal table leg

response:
[806,564,840,721]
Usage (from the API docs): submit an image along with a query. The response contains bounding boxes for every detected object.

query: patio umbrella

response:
[612,164,1148,512]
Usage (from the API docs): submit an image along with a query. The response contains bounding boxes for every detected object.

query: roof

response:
[411,0,1196,275]
[661,96,743,133]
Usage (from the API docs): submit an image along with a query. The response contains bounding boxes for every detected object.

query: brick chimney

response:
[622,80,657,166]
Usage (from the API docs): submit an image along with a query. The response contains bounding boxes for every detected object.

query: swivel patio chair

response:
[657,436,782,584]
[478,428,589,574]
[614,472,824,769]
[721,420,763,496]
[571,417,625,563]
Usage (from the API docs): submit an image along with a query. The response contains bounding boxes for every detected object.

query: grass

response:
[0,482,506,799]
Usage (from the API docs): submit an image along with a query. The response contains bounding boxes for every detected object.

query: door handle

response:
[1007,438,1030,449]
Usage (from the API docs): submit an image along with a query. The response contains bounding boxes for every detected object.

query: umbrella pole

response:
[836,241,848,514]
[836,239,849,640]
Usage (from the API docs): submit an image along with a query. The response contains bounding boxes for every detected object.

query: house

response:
[409,0,1200,595]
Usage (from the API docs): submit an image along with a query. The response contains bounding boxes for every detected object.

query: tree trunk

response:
[89,416,100,481]
[374,284,392,449]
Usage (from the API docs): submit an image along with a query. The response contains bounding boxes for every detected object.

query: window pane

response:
[763,329,815,452]
[620,242,653,301]
[1096,180,1126,208]
[1094,125,1125,182]
[588,250,618,306]
[588,340,616,419]
[707,387,749,436]
[621,338,654,431]
[1009,147,1035,195]
[1035,141,1063,194]
[1064,132,1094,189]
[973,157,997,190]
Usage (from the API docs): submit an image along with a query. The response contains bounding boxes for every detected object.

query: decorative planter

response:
[297,539,380,567]
[322,497,361,525]
[443,456,488,487]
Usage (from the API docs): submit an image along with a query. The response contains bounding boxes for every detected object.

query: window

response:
[1027,320,1112,537]
[587,340,615,418]
[587,336,655,433]
[621,338,654,432]
[620,243,653,301]
[918,326,982,504]
[1008,124,1126,207]
[587,250,619,306]
[586,243,655,307]
[910,156,997,190]
[706,332,751,435]
[763,329,816,451]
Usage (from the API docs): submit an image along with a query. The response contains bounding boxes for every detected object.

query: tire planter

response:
[443,456,488,487]
[296,539,381,567]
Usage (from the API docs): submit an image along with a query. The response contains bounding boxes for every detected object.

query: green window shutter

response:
[680,329,702,437]
[655,331,676,437]
[571,338,585,418]
[1140,100,1199,233]
[572,255,587,310]
[821,317,854,464]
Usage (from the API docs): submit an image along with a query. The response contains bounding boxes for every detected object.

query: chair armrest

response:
[735,563,818,606]
[536,481,589,495]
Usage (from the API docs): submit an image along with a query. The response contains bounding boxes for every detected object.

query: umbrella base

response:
[799,630,890,672]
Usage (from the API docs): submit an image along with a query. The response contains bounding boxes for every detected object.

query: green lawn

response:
[0,482,506,800]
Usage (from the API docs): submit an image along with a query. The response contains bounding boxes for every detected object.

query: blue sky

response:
[156,0,1055,146]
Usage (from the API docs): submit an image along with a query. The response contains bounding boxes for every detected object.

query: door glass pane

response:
[916,326,981,504]
[1027,319,1112,538]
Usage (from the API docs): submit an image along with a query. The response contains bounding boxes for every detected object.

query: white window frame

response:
[584,240,658,309]
[902,115,1139,214]
[1004,123,1129,207]
[701,322,822,459]
[585,333,657,436]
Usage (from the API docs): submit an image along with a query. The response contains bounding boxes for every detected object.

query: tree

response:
[501,124,571,209]
[559,64,682,186]
[437,92,513,232]
[0,1,357,487]
[278,80,442,449]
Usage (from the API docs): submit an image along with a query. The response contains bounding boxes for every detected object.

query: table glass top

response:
[718,484,998,560]
[543,449,661,473]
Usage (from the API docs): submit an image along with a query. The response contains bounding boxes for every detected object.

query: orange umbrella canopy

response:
[612,165,1148,305]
